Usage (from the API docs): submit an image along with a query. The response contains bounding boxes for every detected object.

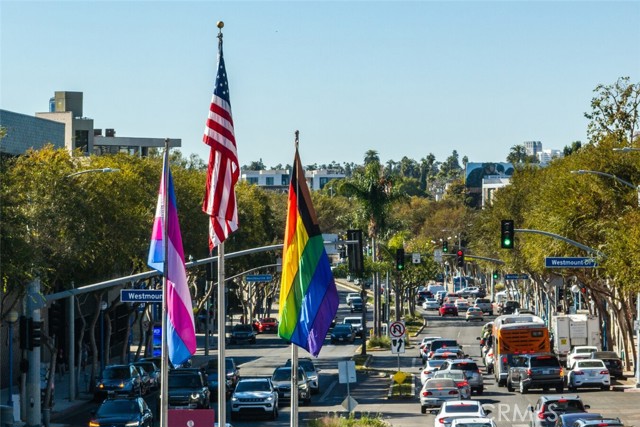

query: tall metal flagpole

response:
[290,131,301,427]
[160,139,170,427]
[217,241,226,425]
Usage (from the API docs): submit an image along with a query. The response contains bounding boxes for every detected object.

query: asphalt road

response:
[58,288,640,427]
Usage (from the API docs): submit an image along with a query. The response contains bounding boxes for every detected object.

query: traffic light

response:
[501,219,515,249]
[492,270,499,280]
[29,320,42,350]
[347,229,364,275]
[49,302,63,339]
[456,250,465,267]
[396,248,405,271]
[442,241,448,253]
[579,283,587,295]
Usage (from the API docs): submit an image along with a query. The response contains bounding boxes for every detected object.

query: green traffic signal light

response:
[396,248,405,271]
[442,241,448,253]
[501,219,514,249]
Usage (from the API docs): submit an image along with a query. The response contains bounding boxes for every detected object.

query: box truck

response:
[552,314,601,365]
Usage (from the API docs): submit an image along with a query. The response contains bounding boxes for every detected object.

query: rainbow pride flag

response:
[148,156,196,366]
[278,146,339,357]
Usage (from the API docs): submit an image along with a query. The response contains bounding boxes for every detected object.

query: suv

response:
[203,358,240,396]
[427,339,459,359]
[346,293,360,306]
[528,394,590,427]
[342,316,363,337]
[507,353,564,394]
[271,366,311,405]
[230,378,278,421]
[498,300,520,315]
[350,297,364,312]
[167,368,210,409]
[94,364,144,400]
[230,324,257,344]
[438,359,484,394]
[474,298,493,314]
[286,358,320,394]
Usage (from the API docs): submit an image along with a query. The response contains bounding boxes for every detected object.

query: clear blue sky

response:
[2,1,639,168]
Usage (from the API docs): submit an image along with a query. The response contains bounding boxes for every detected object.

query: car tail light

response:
[538,405,547,419]
[457,381,468,387]
[574,370,584,375]
[423,370,431,375]
[600,370,609,375]
[422,391,432,396]
[559,367,564,377]
[527,369,532,376]
[438,418,448,424]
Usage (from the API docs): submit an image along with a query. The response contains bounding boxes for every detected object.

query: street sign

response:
[434,249,443,263]
[341,396,358,412]
[338,360,357,384]
[120,289,163,303]
[391,337,406,354]
[505,274,529,280]
[246,274,273,282]
[389,321,406,338]
[545,257,598,268]
[412,253,421,264]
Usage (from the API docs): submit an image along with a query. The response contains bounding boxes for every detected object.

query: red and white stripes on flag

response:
[202,44,239,250]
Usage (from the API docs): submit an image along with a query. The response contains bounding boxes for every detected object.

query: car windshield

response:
[547,400,585,412]
[334,325,351,332]
[454,423,493,427]
[344,319,360,325]
[451,362,478,371]
[577,361,605,368]
[236,381,270,392]
[233,324,252,332]
[262,318,277,323]
[576,347,596,353]
[134,362,155,373]
[594,352,619,359]
[96,400,138,416]
[103,367,130,380]
[436,371,464,381]
[168,375,201,388]
[272,368,304,381]
[446,404,481,413]
[425,378,456,388]
[530,357,559,368]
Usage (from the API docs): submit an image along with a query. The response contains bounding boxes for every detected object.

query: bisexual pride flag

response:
[148,155,196,366]
[278,144,339,357]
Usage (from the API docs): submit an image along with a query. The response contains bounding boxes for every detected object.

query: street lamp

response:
[573,164,640,388]
[100,301,108,374]
[6,310,19,408]
[66,167,120,179]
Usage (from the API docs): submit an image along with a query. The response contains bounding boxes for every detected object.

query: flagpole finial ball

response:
[217,21,224,29]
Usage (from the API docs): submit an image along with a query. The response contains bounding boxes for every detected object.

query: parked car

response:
[419,378,460,413]
[438,359,484,394]
[88,397,153,427]
[230,378,278,421]
[439,303,459,317]
[474,298,493,314]
[94,364,144,400]
[590,351,624,379]
[346,292,360,306]
[252,317,279,333]
[566,359,611,391]
[430,400,491,426]
[528,394,590,427]
[459,287,480,298]
[271,366,311,405]
[286,358,320,394]
[167,368,210,409]
[465,307,484,322]
[330,324,356,344]
[567,346,599,369]
[230,324,257,344]
[507,353,564,394]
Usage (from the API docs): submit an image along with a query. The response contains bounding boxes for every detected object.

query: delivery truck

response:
[552,313,601,365]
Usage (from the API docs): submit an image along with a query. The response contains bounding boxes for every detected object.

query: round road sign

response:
[389,321,406,338]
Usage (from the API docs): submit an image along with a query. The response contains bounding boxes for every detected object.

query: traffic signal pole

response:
[26,279,42,427]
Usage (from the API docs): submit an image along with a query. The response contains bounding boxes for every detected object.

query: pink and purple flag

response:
[148,156,196,366]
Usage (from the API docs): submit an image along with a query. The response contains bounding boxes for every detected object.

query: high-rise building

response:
[524,140,542,157]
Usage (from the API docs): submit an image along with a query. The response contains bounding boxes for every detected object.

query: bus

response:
[492,314,550,386]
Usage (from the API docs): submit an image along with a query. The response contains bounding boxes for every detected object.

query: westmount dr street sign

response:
[246,274,273,282]
[505,274,529,280]
[121,289,163,303]
[545,257,598,268]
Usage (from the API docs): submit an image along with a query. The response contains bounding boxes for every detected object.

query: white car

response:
[345,293,360,306]
[420,358,449,385]
[342,317,363,337]
[450,417,497,427]
[422,298,441,310]
[431,400,491,427]
[567,346,599,368]
[420,378,460,414]
[433,370,471,399]
[566,359,611,391]
[454,299,470,312]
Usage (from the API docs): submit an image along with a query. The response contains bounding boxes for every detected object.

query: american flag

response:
[202,43,239,250]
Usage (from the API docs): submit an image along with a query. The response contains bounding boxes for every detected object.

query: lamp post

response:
[6,310,19,408]
[99,301,108,375]
[65,167,120,179]
[573,165,640,387]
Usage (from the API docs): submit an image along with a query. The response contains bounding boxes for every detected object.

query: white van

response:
[342,317,364,337]
[427,284,445,296]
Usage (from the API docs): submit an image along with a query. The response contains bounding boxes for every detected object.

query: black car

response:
[132,361,160,391]
[499,300,521,315]
[94,364,144,401]
[350,297,364,312]
[89,397,153,427]
[167,368,210,409]
[590,351,624,379]
[203,357,240,396]
[507,353,564,394]
[330,324,355,344]
[230,324,257,344]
